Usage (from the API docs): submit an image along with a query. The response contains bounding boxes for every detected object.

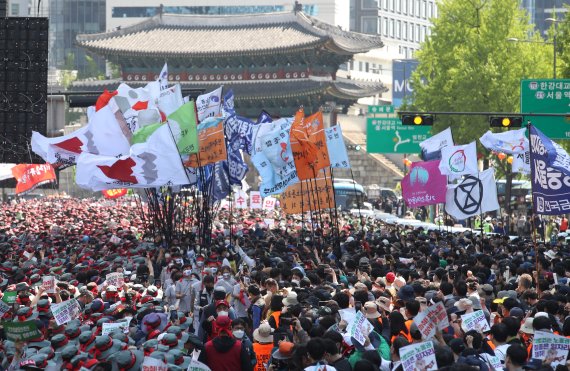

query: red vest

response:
[204,338,243,371]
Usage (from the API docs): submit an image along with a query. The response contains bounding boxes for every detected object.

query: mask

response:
[232,330,245,339]
[211,268,218,274]
[225,240,230,245]
[197,261,204,267]
[218,311,228,317]
[223,273,231,280]
[291,279,300,286]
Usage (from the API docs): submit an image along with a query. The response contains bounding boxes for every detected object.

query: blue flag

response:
[257,110,273,125]
[222,90,252,185]
[211,161,231,203]
[529,125,570,214]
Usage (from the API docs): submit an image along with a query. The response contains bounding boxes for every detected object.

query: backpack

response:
[457,354,490,371]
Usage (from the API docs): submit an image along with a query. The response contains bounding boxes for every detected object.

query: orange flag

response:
[290,109,330,180]
[281,168,335,214]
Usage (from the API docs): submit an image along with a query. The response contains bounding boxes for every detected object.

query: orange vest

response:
[253,342,274,371]
[270,311,281,329]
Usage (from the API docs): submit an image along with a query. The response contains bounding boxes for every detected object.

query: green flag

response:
[131,122,162,145]
[2,291,16,304]
[3,320,41,341]
[168,101,199,154]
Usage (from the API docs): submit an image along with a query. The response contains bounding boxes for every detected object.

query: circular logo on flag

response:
[454,176,483,214]
[449,149,466,173]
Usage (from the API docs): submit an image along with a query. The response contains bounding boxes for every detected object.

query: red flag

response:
[11,164,56,195]
[102,189,128,199]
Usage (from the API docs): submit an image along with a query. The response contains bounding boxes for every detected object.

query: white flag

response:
[158,63,169,91]
[512,151,530,174]
[445,168,499,220]
[439,141,478,176]
[195,86,223,122]
[479,128,528,154]
[325,126,351,168]
[420,127,453,161]
[0,164,16,181]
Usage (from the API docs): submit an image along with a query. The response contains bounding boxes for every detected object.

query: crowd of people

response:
[0,196,568,371]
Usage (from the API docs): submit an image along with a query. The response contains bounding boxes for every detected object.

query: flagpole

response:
[329,167,341,253]
[526,123,541,293]
[349,168,364,231]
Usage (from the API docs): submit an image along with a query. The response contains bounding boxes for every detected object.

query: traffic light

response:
[489,116,523,128]
[347,144,361,151]
[401,115,434,126]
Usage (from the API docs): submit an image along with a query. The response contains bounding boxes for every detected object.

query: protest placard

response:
[347,311,373,346]
[461,310,490,333]
[532,330,570,368]
[51,299,81,325]
[263,218,274,229]
[249,191,262,209]
[3,321,42,342]
[42,276,56,294]
[399,341,438,371]
[106,272,124,288]
[142,356,169,371]
[413,302,450,339]
[186,359,211,371]
[102,321,130,336]
[2,291,17,304]
[0,300,11,317]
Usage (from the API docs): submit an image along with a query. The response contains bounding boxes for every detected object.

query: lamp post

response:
[507,17,559,79]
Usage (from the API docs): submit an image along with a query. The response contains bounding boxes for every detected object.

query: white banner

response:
[512,151,530,174]
[461,310,490,333]
[413,302,449,339]
[106,272,124,288]
[479,128,528,154]
[50,299,81,326]
[262,197,276,211]
[234,190,248,209]
[399,341,438,371]
[196,86,223,122]
[445,168,499,220]
[142,356,169,371]
[249,191,262,209]
[532,330,570,368]
[102,321,130,336]
[347,311,373,346]
[439,141,478,176]
[41,276,56,294]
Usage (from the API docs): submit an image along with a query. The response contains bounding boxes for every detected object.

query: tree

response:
[410,0,552,145]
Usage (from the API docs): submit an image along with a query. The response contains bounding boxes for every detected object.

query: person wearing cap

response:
[199,315,253,371]
[252,322,274,371]
[267,341,295,371]
[175,269,198,315]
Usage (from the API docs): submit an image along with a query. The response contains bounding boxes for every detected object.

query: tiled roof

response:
[70,76,387,101]
[76,11,383,57]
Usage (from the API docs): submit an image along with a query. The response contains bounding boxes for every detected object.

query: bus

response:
[333,179,367,210]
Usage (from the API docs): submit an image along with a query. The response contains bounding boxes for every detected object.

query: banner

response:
[106,272,125,287]
[102,189,128,199]
[102,321,130,336]
[401,161,446,208]
[445,168,499,220]
[420,127,453,161]
[249,191,262,209]
[168,101,199,155]
[0,300,11,317]
[2,291,16,304]
[185,117,227,167]
[251,124,299,197]
[347,311,374,346]
[187,359,212,371]
[513,151,530,174]
[234,190,248,209]
[3,321,42,342]
[439,141,478,176]
[479,128,528,154]
[290,110,330,180]
[262,197,276,211]
[413,302,449,339]
[196,86,223,122]
[460,310,490,333]
[399,341,438,371]
[325,126,351,168]
[532,330,570,368]
[529,125,570,214]
[11,164,56,195]
[281,169,335,214]
[42,276,56,294]
[142,356,168,371]
[51,299,82,325]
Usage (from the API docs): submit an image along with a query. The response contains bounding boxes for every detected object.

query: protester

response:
[0,197,569,371]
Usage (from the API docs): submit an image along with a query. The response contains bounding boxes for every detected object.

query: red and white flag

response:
[11,164,56,194]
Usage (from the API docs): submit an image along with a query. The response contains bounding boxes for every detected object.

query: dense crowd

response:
[0,197,568,371]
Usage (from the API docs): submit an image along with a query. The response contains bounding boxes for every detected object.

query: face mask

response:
[211,268,218,274]
[225,240,230,245]
[197,261,204,267]
[218,311,228,317]
[291,279,300,286]
[223,273,231,280]
[232,330,245,339]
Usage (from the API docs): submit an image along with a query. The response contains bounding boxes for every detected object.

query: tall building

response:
[523,0,568,36]
[106,0,350,31]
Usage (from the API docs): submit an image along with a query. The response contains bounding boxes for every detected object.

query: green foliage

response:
[78,55,105,80]
[557,5,570,78]
[410,0,552,146]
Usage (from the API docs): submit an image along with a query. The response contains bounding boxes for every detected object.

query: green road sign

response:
[368,105,394,114]
[521,79,570,139]
[367,118,431,153]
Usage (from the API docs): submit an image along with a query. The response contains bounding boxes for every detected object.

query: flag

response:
[529,125,570,214]
[211,161,231,203]
[223,89,236,117]
[281,169,335,214]
[439,141,478,176]
[444,168,499,220]
[530,125,570,177]
[11,164,56,195]
[401,160,446,208]
[223,90,252,184]
[479,128,528,154]
[102,189,127,199]
[257,110,273,124]
[184,117,227,167]
[158,63,169,91]
[251,124,299,197]
[75,124,189,191]
[290,109,327,180]
[157,84,183,117]
[513,151,530,174]
[196,86,223,122]
[0,164,16,181]
[420,127,453,161]
[167,101,199,154]
[325,126,351,168]
[250,117,293,156]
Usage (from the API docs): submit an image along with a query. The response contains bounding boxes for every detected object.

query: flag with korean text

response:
[479,128,528,154]
[184,117,227,167]
[290,109,330,180]
[196,86,223,122]
[11,164,56,195]
[325,126,351,168]
[281,169,335,214]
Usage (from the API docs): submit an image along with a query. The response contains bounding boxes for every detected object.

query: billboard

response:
[392,59,419,108]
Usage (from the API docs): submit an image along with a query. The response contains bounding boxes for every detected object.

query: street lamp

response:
[508,18,559,79]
